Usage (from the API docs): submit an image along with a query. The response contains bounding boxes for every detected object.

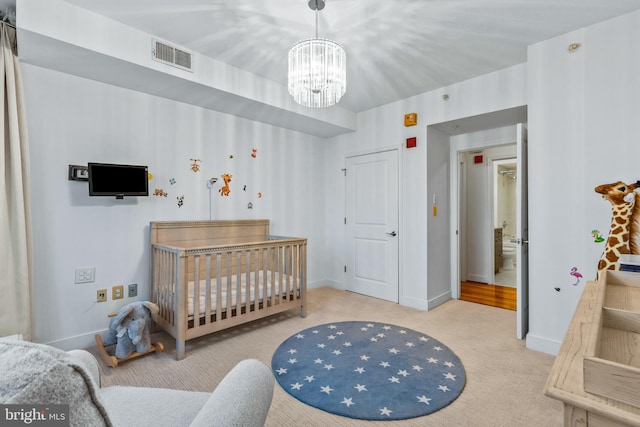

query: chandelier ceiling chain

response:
[288,0,347,108]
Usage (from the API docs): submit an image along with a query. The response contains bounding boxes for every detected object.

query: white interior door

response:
[345,150,399,303]
[516,124,529,339]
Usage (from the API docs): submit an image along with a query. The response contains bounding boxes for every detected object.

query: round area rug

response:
[271,321,465,420]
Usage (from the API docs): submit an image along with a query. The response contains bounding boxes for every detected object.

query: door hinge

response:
[344,217,347,225]
[342,168,346,176]
[344,266,347,273]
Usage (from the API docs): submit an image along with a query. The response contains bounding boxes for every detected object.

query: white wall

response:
[426,127,451,308]
[527,10,640,354]
[324,65,527,310]
[22,64,327,349]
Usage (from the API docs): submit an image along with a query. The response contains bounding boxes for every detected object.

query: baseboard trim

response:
[525,333,561,356]
[45,329,108,352]
[311,279,344,290]
[399,295,427,311]
[467,274,489,283]
[428,290,452,310]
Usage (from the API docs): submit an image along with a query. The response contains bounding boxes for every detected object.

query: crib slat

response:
[193,255,200,324]
[226,251,232,319]
[216,253,222,318]
[204,254,211,325]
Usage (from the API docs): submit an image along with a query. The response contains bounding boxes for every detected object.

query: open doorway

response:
[445,120,529,339]
[457,146,517,311]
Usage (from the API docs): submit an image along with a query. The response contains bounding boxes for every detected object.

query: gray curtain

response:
[0,23,33,340]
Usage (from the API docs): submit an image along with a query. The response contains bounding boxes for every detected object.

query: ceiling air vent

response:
[152,39,193,72]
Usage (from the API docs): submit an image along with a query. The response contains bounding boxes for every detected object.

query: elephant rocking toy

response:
[95,301,164,367]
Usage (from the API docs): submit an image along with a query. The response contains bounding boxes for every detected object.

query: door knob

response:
[386,231,397,237]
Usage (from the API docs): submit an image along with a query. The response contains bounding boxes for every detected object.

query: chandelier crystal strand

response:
[288,0,346,108]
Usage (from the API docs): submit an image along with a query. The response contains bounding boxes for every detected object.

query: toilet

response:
[502,241,517,270]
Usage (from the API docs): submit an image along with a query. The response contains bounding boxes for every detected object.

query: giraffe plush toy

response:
[595,180,640,277]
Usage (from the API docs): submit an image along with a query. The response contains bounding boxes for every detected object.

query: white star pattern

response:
[380,407,393,416]
[321,385,334,394]
[354,384,367,392]
[417,395,432,405]
[272,322,464,421]
[341,397,355,407]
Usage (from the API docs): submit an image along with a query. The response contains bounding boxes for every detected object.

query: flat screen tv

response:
[88,162,149,199]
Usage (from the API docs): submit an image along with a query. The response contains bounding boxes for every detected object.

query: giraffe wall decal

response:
[595,180,640,277]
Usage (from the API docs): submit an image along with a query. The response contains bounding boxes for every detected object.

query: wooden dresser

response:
[544,271,640,426]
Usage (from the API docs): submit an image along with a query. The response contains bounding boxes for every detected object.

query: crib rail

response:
[151,236,306,359]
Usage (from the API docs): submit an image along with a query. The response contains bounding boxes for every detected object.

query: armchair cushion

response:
[0,340,111,427]
[0,341,274,427]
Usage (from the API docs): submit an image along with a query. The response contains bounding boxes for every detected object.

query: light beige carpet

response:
[93,287,563,426]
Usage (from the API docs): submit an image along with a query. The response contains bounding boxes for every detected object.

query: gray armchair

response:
[0,340,274,427]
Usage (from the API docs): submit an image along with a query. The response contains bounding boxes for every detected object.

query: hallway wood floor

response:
[460,281,516,311]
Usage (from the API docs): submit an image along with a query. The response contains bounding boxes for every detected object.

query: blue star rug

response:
[271,321,466,420]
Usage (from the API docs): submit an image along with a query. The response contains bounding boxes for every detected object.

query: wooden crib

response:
[150,220,307,360]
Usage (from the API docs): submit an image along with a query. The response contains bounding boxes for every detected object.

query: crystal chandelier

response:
[288,0,346,108]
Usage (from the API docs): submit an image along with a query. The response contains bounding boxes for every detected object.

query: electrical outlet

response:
[112,285,124,300]
[128,283,138,298]
[97,289,107,302]
[75,267,95,284]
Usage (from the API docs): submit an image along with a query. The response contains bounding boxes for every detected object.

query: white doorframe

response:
[487,155,518,286]
[449,125,522,299]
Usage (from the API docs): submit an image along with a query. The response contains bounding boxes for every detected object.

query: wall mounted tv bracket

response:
[68,164,88,181]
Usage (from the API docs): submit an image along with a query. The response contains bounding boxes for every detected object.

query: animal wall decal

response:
[595,180,640,277]
[219,173,232,196]
[190,158,201,172]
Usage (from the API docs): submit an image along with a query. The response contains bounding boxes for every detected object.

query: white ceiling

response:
[15,0,640,114]
[58,0,640,113]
